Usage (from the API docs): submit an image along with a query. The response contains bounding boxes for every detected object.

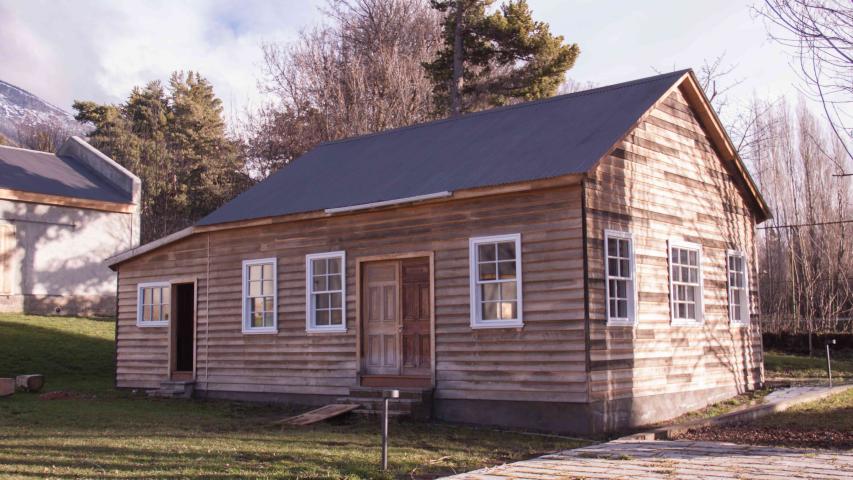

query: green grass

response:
[664,387,772,425]
[764,350,853,380]
[758,387,853,431]
[0,314,588,479]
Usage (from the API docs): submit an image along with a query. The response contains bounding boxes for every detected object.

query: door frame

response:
[355,251,435,388]
[167,277,197,381]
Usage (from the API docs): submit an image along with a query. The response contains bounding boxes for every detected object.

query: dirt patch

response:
[39,391,96,401]
[675,423,853,450]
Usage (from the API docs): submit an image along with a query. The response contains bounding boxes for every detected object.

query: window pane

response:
[315,309,330,326]
[264,297,274,312]
[481,283,499,301]
[153,287,161,305]
[317,293,329,309]
[327,258,340,274]
[619,239,629,257]
[671,249,679,263]
[607,238,618,256]
[678,303,686,319]
[688,267,698,284]
[687,303,696,319]
[478,262,496,281]
[262,263,273,279]
[161,288,170,307]
[689,251,697,266]
[330,292,342,308]
[249,280,261,297]
[313,275,326,292]
[252,297,265,314]
[328,274,342,291]
[263,312,274,327]
[497,261,516,279]
[142,305,151,322]
[672,265,681,282]
[252,312,263,327]
[608,258,619,276]
[162,306,170,321]
[313,259,326,275]
[619,259,629,277]
[499,301,517,320]
[330,309,342,325]
[249,264,262,281]
[143,288,152,305]
[500,282,516,300]
[497,242,515,260]
[617,280,627,298]
[478,243,496,262]
[481,301,498,320]
[262,280,274,296]
[617,299,628,318]
[154,305,162,321]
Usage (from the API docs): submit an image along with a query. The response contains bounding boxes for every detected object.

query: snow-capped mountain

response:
[0,79,87,146]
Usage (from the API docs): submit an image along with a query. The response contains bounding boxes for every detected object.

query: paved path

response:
[443,440,853,479]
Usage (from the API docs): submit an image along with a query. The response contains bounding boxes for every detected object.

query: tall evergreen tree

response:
[424,0,580,115]
[74,72,249,243]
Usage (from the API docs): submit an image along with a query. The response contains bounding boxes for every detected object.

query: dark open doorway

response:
[172,283,195,377]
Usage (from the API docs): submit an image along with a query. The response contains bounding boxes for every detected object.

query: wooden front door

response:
[361,256,432,384]
[401,258,431,376]
[362,262,400,375]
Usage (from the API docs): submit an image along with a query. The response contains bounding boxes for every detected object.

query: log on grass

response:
[15,374,44,392]
[0,378,13,397]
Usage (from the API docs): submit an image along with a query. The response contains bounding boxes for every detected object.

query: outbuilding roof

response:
[0,144,132,204]
[198,69,693,226]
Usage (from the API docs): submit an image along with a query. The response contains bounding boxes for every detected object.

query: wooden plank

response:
[274,403,360,426]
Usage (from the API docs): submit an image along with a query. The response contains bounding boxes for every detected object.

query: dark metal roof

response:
[0,145,132,203]
[198,70,690,226]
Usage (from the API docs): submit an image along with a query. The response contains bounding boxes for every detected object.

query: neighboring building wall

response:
[116,185,588,428]
[0,199,136,316]
[583,85,764,432]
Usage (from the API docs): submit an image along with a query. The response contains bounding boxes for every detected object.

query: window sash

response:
[668,242,703,324]
[242,258,277,333]
[306,252,346,332]
[727,251,749,324]
[604,231,636,325]
[137,282,170,327]
[469,234,523,328]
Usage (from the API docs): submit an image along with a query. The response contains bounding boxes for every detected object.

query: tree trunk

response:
[449,1,464,116]
[15,374,44,392]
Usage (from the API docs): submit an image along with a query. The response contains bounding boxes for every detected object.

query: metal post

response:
[381,389,399,471]
[826,340,835,388]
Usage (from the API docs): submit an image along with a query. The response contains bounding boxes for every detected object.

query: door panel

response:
[173,283,194,374]
[362,262,400,375]
[401,259,431,376]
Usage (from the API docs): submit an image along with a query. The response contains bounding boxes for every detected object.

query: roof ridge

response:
[316,69,692,149]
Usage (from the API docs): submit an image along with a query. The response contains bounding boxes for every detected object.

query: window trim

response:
[136,281,170,328]
[468,233,524,329]
[241,257,278,335]
[604,230,638,326]
[726,249,750,326]
[305,251,347,333]
[667,239,704,326]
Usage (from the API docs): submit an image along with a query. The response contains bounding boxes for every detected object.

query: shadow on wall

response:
[1,200,131,317]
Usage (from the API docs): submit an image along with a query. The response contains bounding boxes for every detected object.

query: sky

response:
[0,0,804,121]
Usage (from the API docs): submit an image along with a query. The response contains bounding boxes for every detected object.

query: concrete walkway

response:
[443,439,853,479]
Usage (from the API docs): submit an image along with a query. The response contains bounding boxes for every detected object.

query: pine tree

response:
[74,72,249,243]
[424,0,580,115]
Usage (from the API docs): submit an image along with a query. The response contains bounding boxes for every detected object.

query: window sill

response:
[306,327,348,334]
[470,320,524,330]
[137,321,168,328]
[730,321,750,327]
[242,327,278,335]
[671,319,703,327]
[606,320,635,327]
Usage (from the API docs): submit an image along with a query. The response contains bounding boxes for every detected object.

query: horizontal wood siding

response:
[584,86,763,402]
[116,185,587,402]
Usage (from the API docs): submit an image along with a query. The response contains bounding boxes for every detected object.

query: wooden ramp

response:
[275,404,360,426]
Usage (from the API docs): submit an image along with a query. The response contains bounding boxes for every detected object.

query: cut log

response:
[15,374,44,392]
[0,378,14,397]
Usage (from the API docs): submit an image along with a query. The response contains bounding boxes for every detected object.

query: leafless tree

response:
[243,0,441,178]
[756,0,853,165]
[14,120,73,152]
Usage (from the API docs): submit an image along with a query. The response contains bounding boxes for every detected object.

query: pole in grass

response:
[381,389,399,471]
[826,339,835,388]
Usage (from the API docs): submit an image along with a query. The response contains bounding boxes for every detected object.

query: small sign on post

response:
[826,339,836,388]
[381,389,399,471]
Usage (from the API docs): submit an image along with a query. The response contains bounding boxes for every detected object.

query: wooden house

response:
[107,70,769,434]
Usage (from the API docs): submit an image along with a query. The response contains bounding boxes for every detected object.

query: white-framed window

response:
[306,251,346,332]
[137,281,170,327]
[242,258,278,334]
[727,250,750,325]
[668,240,704,325]
[469,233,523,329]
[604,230,637,326]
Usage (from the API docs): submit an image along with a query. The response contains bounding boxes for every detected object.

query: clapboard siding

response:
[115,184,587,402]
[584,86,763,402]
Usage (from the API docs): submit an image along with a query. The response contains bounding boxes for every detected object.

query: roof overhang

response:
[0,187,136,214]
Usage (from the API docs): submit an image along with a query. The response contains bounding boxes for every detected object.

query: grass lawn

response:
[764,350,853,380]
[674,387,853,449]
[0,314,589,479]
